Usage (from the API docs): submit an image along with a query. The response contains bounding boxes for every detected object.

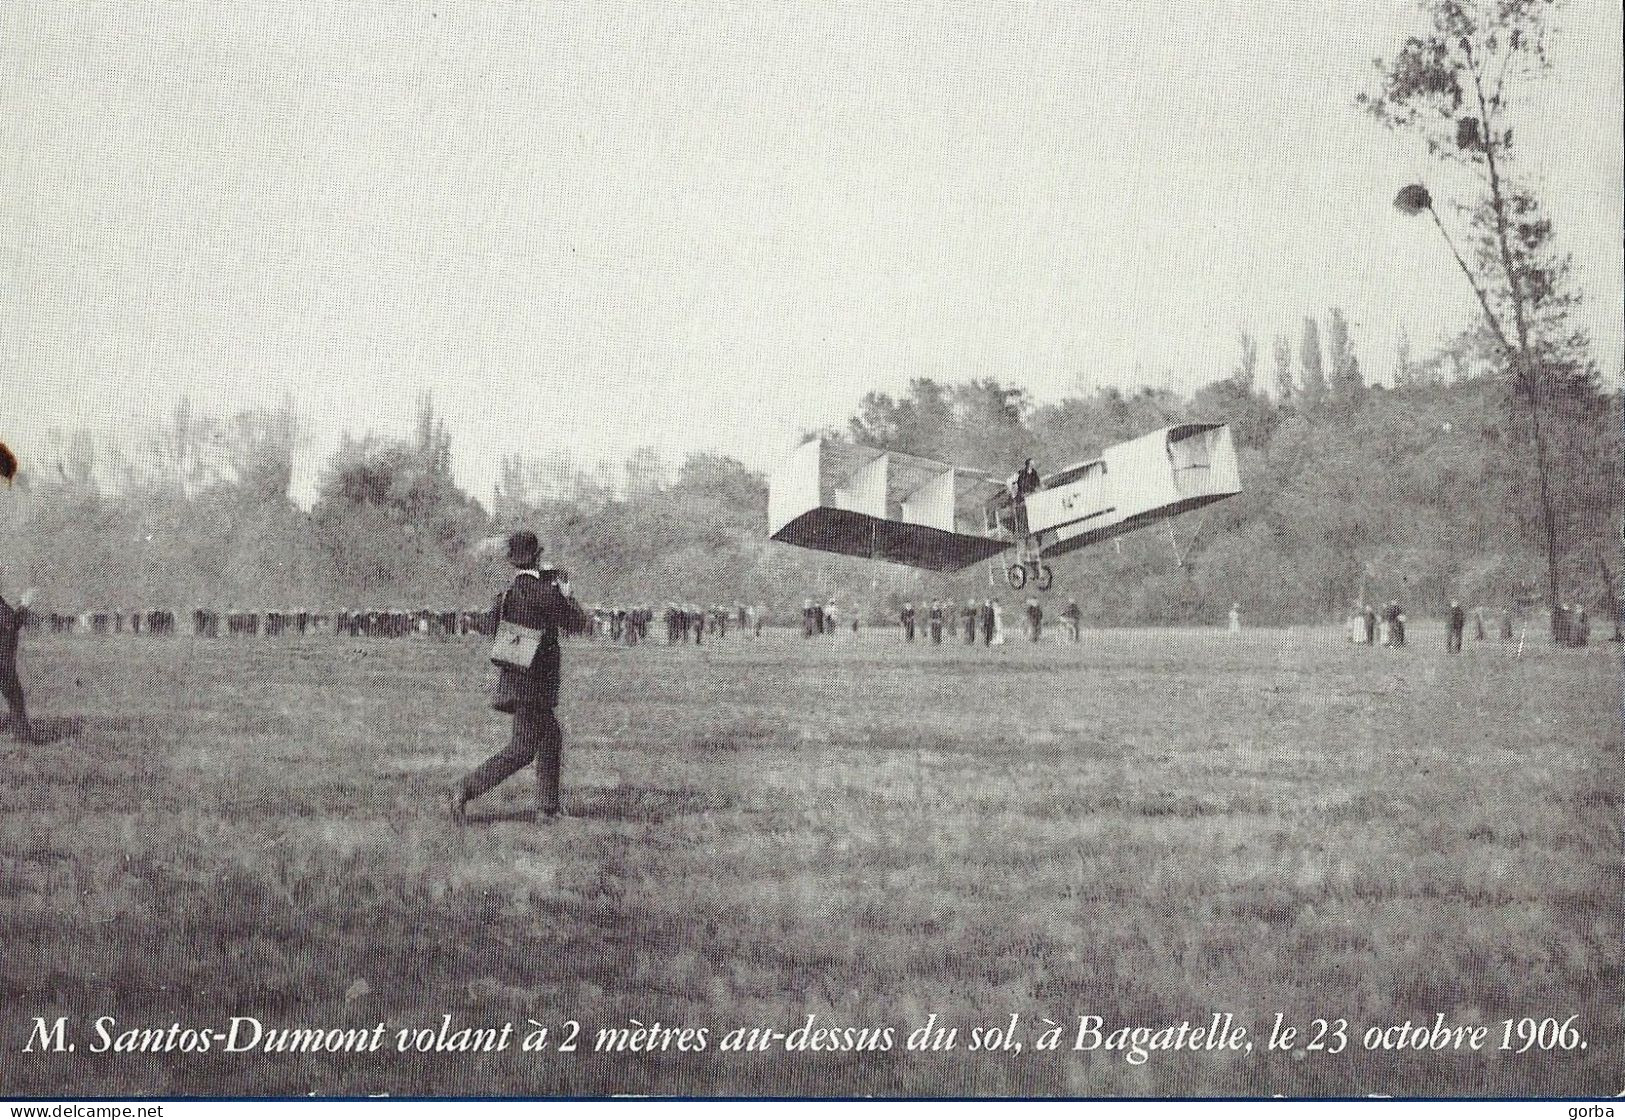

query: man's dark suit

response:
[492,572,577,710]
[461,572,584,816]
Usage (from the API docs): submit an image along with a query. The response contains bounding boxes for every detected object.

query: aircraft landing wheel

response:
[1035,565,1053,591]
[1006,563,1028,590]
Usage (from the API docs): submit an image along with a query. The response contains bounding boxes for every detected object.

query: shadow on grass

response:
[568,783,731,823]
[0,714,83,743]
[462,806,538,824]
[459,786,724,824]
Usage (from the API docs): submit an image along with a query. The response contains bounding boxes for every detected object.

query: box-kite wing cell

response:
[767,439,1007,572]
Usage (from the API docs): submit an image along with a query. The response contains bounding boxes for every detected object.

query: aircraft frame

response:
[767,423,1242,590]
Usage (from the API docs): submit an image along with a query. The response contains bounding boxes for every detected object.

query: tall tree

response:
[1235,331,1260,387]
[1363,0,1599,636]
[229,398,302,502]
[1272,334,1295,403]
[412,392,453,479]
[1325,307,1365,406]
[1394,326,1414,388]
[1299,317,1327,408]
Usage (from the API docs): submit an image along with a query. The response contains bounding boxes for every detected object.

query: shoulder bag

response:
[490,586,543,669]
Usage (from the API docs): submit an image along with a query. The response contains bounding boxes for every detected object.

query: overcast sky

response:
[4,1,1621,506]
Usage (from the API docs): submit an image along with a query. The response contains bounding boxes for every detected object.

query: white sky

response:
[4,0,1621,507]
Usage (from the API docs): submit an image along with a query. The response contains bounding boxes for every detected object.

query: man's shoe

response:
[449,787,469,825]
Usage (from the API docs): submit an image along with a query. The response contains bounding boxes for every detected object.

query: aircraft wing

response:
[768,439,1008,572]
[1025,423,1242,558]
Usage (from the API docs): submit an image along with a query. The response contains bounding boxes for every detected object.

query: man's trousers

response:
[462,705,562,815]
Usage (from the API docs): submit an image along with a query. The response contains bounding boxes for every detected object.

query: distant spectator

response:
[0,582,33,741]
[1228,602,1241,633]
[1446,600,1464,653]
[1061,599,1081,643]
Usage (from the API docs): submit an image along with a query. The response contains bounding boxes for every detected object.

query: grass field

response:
[1,623,1619,1098]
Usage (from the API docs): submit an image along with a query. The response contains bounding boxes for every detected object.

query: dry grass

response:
[1,624,1618,1097]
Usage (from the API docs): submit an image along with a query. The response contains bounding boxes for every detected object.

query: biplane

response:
[768,423,1241,589]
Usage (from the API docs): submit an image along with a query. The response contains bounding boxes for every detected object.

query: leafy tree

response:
[1362,0,1607,636]
[1191,333,1278,450]
[848,378,956,458]
[228,398,302,503]
[310,397,488,602]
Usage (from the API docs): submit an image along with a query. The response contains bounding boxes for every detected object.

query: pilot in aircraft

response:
[1001,459,1043,536]
[1013,459,1041,499]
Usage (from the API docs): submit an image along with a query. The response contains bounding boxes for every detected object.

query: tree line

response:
[1,314,1616,628]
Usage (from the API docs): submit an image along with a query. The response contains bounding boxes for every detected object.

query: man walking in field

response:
[1446,600,1465,653]
[451,531,585,825]
[0,583,33,741]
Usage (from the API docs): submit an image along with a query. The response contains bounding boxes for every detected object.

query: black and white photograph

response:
[2,0,1621,1105]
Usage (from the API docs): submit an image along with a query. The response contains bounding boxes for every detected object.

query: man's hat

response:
[506,530,542,566]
